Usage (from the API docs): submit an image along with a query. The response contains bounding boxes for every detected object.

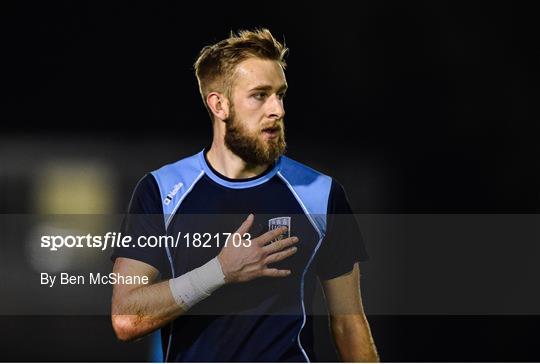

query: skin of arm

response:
[321,262,379,362]
[111,257,185,342]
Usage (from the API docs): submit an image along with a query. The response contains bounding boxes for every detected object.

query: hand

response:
[217,214,299,283]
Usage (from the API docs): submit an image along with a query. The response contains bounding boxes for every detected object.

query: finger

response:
[263,236,299,254]
[264,246,297,265]
[255,226,288,246]
[260,268,291,278]
[235,214,254,235]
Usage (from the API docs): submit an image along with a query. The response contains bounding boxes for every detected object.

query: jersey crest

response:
[268,216,291,241]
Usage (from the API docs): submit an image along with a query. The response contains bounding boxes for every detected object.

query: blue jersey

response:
[112,149,368,362]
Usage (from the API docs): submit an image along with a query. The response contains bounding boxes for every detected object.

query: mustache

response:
[260,120,284,131]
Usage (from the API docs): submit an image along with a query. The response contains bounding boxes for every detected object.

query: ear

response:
[206,92,230,121]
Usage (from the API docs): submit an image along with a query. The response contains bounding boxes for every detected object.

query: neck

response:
[206,138,271,180]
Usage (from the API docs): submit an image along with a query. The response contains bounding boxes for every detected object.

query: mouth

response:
[261,126,280,139]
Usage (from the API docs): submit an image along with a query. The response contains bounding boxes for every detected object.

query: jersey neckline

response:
[198,148,282,189]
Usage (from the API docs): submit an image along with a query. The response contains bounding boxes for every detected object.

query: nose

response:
[267,94,285,120]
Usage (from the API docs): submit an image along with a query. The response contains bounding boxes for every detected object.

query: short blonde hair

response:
[194,28,288,116]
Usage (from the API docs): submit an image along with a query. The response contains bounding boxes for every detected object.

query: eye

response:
[277,92,286,100]
[253,92,267,100]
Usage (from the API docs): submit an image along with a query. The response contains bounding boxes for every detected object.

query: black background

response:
[1,1,539,362]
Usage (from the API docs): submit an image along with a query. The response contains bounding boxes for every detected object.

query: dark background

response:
[1,0,539,362]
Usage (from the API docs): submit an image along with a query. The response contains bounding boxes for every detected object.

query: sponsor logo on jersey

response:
[268,216,291,241]
[164,182,183,205]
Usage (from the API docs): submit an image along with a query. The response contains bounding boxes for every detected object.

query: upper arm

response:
[321,263,379,362]
[315,180,369,280]
[111,174,169,276]
[321,262,364,316]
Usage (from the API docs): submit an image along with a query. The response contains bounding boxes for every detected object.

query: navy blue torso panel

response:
[112,149,368,362]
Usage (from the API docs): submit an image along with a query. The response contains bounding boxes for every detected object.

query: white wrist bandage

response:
[168,256,225,310]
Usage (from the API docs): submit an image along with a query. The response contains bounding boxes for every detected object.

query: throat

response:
[205,146,272,180]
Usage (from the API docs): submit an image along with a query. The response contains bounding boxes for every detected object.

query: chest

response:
[167,177,321,276]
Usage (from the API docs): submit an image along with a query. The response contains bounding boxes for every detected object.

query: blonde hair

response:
[194,28,288,116]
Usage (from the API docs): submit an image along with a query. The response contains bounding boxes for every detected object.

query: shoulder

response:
[278,156,338,199]
[134,173,160,194]
[151,152,203,185]
[127,173,162,214]
[278,156,350,212]
[327,178,354,214]
[278,155,333,185]
[278,156,337,232]
[148,151,205,213]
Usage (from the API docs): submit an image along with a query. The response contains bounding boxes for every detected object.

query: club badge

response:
[268,216,291,242]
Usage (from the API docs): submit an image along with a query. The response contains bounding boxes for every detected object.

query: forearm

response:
[331,315,379,362]
[112,256,225,341]
[112,279,185,341]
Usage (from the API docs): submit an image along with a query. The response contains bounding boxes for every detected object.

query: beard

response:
[224,107,287,166]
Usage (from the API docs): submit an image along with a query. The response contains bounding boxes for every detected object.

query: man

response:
[111,28,379,362]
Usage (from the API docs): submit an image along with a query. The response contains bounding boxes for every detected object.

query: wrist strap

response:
[169,256,225,310]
